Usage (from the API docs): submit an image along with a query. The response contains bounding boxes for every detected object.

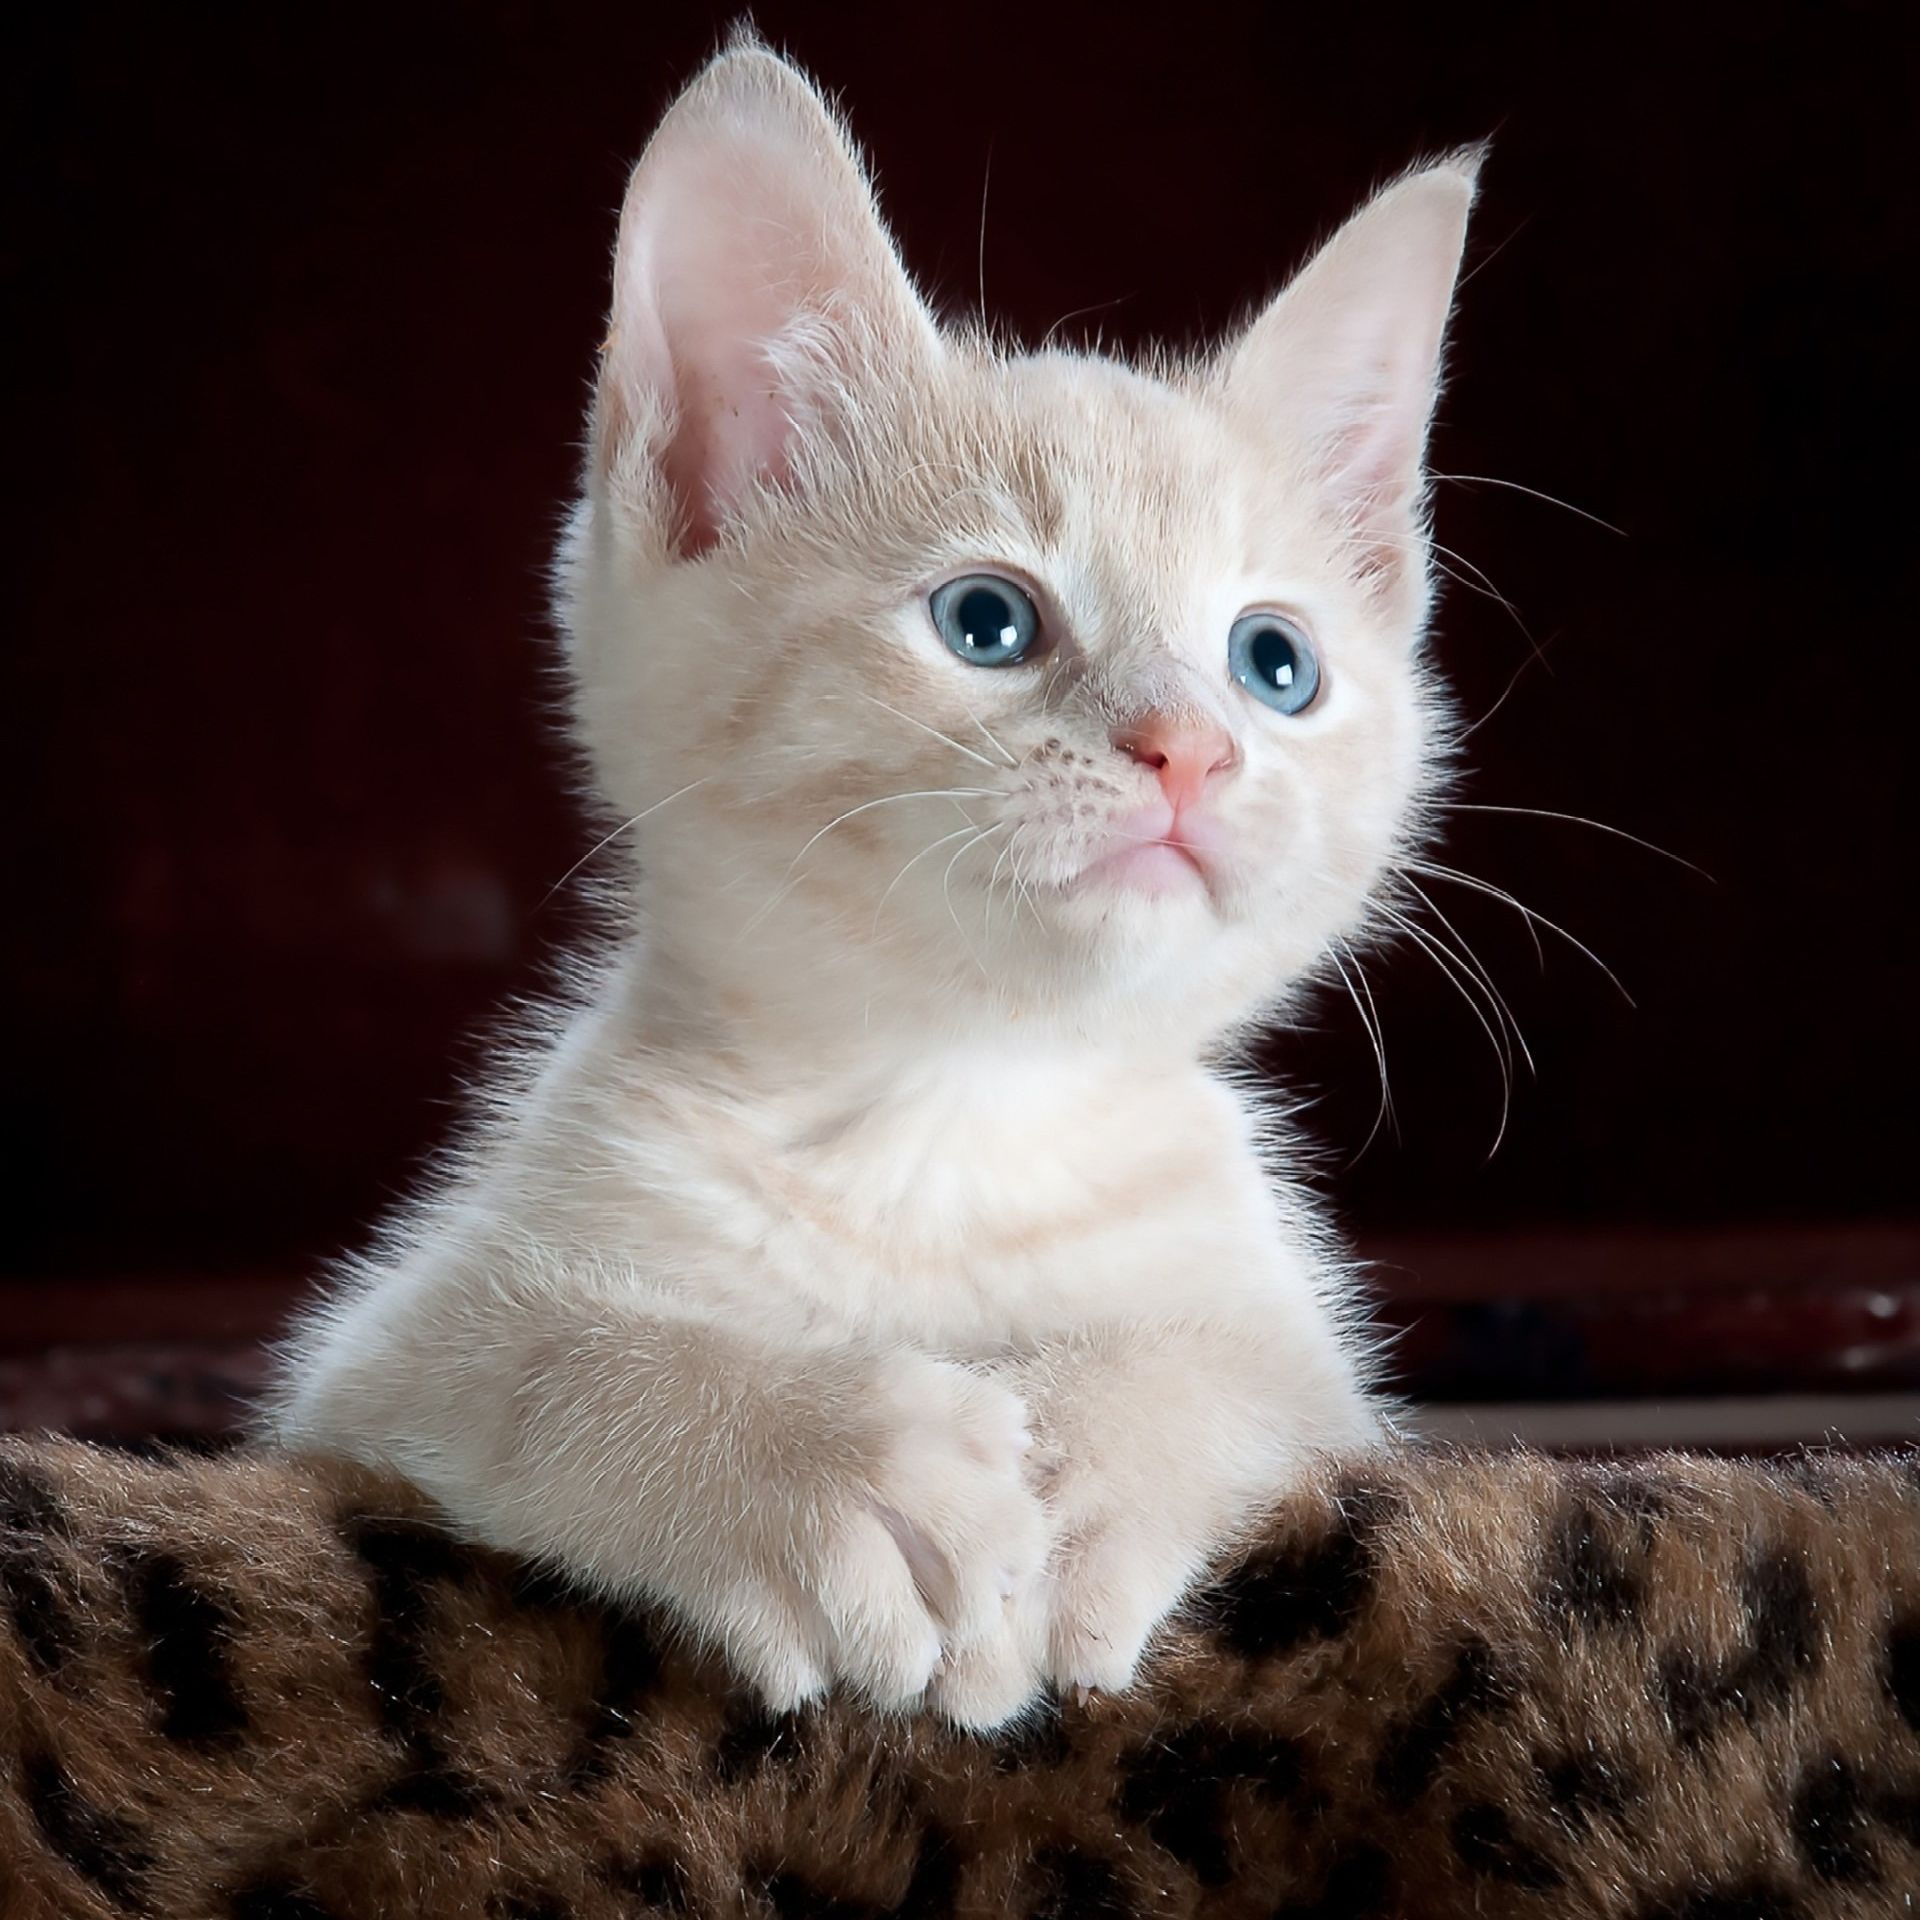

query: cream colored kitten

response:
[267,41,1476,1729]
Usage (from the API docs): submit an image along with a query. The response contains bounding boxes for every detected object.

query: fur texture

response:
[266,41,1483,1727]
[5,1437,1920,1917]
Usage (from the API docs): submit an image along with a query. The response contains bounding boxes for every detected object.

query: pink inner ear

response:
[657,333,798,556]
[601,119,854,559]
[595,54,938,557]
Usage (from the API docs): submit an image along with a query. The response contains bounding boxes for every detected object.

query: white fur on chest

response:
[510,1030,1304,1352]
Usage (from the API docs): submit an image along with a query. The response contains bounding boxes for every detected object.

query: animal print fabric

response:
[3,1438,1917,1917]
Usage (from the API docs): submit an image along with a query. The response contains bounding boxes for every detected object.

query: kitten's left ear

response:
[1217,153,1481,595]
[595,40,940,553]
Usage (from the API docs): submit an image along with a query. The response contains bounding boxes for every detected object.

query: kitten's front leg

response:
[275,1288,1049,1724]
[964,1308,1381,1702]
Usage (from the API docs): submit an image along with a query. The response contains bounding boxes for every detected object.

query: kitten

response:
[267,39,1476,1729]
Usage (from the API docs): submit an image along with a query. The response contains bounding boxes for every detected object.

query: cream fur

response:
[266,38,1479,1730]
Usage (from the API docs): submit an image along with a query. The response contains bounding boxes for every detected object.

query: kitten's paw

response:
[723,1354,1049,1723]
[926,1588,1048,1729]
[866,1355,1051,1658]
[1044,1519,1198,1696]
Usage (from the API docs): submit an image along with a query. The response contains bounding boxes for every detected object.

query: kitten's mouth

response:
[1075,837,1211,897]
[1068,806,1224,901]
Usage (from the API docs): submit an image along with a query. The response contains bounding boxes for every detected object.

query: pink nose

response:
[1111,714,1239,812]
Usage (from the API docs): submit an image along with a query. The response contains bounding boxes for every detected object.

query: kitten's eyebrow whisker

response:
[976,141,994,328]
[536,776,712,911]
[1039,291,1135,350]
[1429,471,1627,536]
[1457,637,1559,744]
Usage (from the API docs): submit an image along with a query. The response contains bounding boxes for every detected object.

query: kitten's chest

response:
[730,1063,1288,1342]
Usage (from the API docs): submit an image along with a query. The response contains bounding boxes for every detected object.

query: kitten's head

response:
[558,43,1475,1052]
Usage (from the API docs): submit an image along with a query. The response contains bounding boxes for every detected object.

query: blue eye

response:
[1228,613,1321,715]
[930,574,1041,667]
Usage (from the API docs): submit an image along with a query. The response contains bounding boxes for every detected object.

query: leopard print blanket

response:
[3,1438,1917,1919]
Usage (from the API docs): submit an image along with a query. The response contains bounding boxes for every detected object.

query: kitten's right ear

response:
[595,41,938,554]
[1216,154,1480,600]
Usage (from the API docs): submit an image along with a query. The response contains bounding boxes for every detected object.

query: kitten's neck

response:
[610,922,1208,1095]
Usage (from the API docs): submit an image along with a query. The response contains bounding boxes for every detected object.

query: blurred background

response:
[6,1,1914,1448]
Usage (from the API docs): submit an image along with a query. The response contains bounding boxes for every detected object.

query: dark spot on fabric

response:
[24,1750,153,1912]
[0,1536,80,1676]
[1740,1550,1820,1696]
[748,1827,961,1920]
[1651,1651,1728,1743]
[992,1702,1073,1772]
[1887,1614,1920,1734]
[1541,1499,1643,1629]
[1634,1882,1808,1920]
[1373,1638,1505,1804]
[757,1868,884,1920]
[1450,1803,1562,1890]
[714,1701,805,1784]
[345,1514,475,1739]
[127,1551,247,1746]
[1661,1550,1821,1743]
[0,1456,71,1537]
[1025,1844,1137,1919]
[1791,1758,1877,1883]
[1658,1652,1722,1745]
[1595,1468,1670,1524]
[369,1763,493,1819]
[1269,1844,1393,1918]
[228,1882,345,1920]
[1871,1783,1920,1846]
[490,1896,573,1920]
[1207,1483,1396,1660]
[895,1823,964,1920]
[600,1850,692,1912]
[1535,1747,1637,1828]
[1117,1722,1305,1885]
[567,1609,666,1785]
[344,1513,490,1812]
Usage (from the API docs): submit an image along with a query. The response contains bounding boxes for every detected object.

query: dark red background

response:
[8,2,1913,1292]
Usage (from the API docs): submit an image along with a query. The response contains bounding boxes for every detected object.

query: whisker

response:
[1429,471,1627,536]
[1375,899,1515,1157]
[535,777,712,911]
[1355,525,1547,668]
[848,691,1004,772]
[739,787,996,937]
[1401,877,1535,1077]
[1040,291,1136,351]
[941,823,1006,976]
[1328,942,1396,1156]
[1409,859,1635,1006]
[950,691,1020,767]
[870,816,991,937]
[982,829,1021,941]
[976,142,994,327]
[1456,636,1560,745]
[1439,803,1712,879]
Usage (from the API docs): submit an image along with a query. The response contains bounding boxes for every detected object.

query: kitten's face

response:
[561,48,1470,1045]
